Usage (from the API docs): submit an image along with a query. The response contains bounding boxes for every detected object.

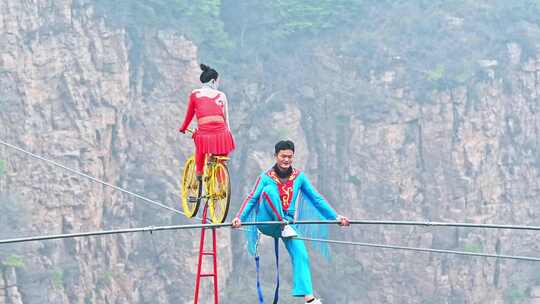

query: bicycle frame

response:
[181,127,231,223]
[203,155,229,198]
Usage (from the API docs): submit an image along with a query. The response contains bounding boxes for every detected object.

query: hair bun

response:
[200,64,210,72]
[199,64,219,83]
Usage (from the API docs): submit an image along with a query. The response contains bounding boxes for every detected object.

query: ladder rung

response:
[202,252,215,256]
[200,273,215,277]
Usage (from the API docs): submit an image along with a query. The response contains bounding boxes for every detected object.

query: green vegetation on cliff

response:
[95,0,540,93]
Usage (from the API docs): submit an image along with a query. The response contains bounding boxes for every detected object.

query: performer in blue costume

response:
[232,140,349,304]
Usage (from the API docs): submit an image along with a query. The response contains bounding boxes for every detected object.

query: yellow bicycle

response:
[181,130,231,223]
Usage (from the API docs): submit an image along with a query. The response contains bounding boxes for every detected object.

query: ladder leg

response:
[194,226,206,304]
[212,228,218,304]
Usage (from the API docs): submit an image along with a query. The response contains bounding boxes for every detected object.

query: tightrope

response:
[1,222,538,262]
[298,236,540,262]
[0,139,186,215]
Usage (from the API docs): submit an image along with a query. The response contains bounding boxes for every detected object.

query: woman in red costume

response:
[179,64,235,179]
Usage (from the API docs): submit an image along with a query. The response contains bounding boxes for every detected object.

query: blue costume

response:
[236,167,338,297]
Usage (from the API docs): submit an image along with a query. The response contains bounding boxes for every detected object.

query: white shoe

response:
[281,225,298,238]
[307,298,322,304]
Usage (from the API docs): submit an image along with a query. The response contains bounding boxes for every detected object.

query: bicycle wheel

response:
[208,162,231,223]
[181,156,201,218]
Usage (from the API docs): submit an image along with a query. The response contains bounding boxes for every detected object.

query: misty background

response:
[1,1,540,303]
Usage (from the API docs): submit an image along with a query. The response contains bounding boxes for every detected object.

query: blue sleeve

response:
[236,174,266,221]
[300,173,338,220]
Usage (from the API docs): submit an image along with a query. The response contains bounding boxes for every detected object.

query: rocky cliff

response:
[225,35,540,304]
[0,1,231,303]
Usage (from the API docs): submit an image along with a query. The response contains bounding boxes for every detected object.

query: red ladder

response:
[194,203,219,304]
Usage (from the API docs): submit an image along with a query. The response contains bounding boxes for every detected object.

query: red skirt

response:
[193,122,235,155]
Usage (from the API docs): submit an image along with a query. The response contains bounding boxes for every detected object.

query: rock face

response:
[0,1,231,303]
[225,49,540,303]
[1,1,540,304]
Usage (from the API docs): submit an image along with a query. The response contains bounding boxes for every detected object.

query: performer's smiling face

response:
[275,149,294,171]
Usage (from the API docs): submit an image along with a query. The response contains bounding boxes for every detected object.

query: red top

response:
[267,168,300,210]
[179,90,225,132]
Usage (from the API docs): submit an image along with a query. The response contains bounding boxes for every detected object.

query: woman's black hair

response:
[274,140,295,154]
[200,64,219,83]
